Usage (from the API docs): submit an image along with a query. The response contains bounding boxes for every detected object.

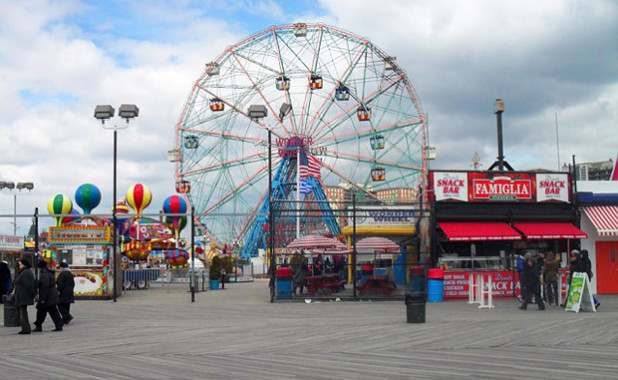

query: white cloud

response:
[0,0,616,236]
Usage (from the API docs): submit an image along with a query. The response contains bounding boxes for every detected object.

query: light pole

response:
[94,104,139,302]
[494,98,505,171]
[0,181,34,236]
[248,102,291,302]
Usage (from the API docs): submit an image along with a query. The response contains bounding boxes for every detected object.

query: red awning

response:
[513,223,587,240]
[583,206,618,237]
[438,222,522,242]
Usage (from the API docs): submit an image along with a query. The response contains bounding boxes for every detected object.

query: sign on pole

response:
[565,272,596,313]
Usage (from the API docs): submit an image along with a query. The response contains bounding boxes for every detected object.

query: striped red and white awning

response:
[355,237,400,252]
[287,235,346,250]
[583,206,618,237]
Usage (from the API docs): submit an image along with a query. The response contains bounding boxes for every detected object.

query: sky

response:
[0,0,616,236]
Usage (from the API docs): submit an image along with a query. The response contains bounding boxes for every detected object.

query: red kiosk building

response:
[429,170,586,299]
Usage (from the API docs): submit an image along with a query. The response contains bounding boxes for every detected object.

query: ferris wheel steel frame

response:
[173,23,428,259]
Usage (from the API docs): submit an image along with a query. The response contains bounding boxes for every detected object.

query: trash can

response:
[276,267,293,299]
[3,294,19,327]
[427,268,444,302]
[406,266,426,323]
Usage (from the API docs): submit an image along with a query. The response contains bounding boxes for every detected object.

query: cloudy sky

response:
[0,0,616,235]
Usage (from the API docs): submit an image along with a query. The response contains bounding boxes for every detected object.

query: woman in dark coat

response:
[56,262,75,324]
[0,261,11,301]
[33,260,63,332]
[519,256,545,310]
[543,252,560,307]
[14,259,36,334]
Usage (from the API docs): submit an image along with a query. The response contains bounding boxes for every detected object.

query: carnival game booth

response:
[430,170,586,299]
[48,224,115,299]
[0,235,26,272]
[577,181,618,295]
[341,205,419,287]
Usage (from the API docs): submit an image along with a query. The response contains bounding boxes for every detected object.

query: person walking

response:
[516,252,530,302]
[580,250,600,309]
[519,256,545,311]
[293,262,310,295]
[13,259,37,334]
[0,261,12,301]
[56,262,75,324]
[33,260,63,332]
[543,252,560,307]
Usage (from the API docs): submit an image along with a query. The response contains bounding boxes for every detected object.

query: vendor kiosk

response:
[48,225,116,299]
[429,170,586,299]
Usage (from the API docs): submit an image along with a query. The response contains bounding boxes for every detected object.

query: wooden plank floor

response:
[2,279,618,379]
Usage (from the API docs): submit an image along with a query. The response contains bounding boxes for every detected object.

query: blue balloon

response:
[75,184,102,215]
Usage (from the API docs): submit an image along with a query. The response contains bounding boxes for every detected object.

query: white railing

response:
[468,273,494,309]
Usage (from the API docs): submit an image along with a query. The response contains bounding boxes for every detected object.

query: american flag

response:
[299,152,321,179]
[299,177,312,194]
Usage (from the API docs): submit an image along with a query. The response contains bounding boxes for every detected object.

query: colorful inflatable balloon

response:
[162,195,187,230]
[62,209,81,225]
[126,184,152,215]
[165,249,189,266]
[75,183,101,215]
[47,194,73,226]
[165,215,187,234]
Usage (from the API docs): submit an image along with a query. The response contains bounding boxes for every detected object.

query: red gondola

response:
[209,98,224,112]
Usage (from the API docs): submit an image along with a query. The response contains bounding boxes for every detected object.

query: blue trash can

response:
[427,269,444,302]
[276,267,293,299]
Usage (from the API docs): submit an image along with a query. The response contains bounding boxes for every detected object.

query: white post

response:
[478,275,485,308]
[468,273,476,304]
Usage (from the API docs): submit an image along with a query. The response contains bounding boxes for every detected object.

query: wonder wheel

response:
[173,23,427,258]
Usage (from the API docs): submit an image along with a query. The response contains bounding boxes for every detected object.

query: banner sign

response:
[0,235,24,250]
[73,270,105,297]
[347,206,417,227]
[443,270,520,299]
[430,171,571,203]
[49,226,111,244]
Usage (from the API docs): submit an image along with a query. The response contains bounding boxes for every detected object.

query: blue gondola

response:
[335,85,350,101]
[370,135,385,150]
[184,135,198,149]
[276,76,290,91]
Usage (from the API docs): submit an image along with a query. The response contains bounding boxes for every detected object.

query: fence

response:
[268,198,429,301]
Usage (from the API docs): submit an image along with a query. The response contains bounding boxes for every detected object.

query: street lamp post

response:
[94,104,139,302]
[248,103,291,302]
[494,98,505,172]
[0,181,34,236]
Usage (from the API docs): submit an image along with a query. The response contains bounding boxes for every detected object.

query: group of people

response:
[517,249,599,311]
[11,258,75,335]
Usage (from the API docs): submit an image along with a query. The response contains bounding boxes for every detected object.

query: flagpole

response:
[296,146,301,238]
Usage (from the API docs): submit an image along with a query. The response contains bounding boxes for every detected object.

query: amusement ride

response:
[172,23,428,260]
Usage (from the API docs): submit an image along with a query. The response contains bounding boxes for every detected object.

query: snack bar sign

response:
[433,172,468,201]
[431,171,570,203]
[536,173,569,202]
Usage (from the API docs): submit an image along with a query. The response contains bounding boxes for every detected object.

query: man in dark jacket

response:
[33,260,63,332]
[519,256,545,311]
[14,259,37,334]
[56,262,75,324]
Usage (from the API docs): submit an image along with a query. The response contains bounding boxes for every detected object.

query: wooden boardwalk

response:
[2,279,618,379]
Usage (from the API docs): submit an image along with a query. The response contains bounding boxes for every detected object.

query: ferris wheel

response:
[173,23,427,257]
